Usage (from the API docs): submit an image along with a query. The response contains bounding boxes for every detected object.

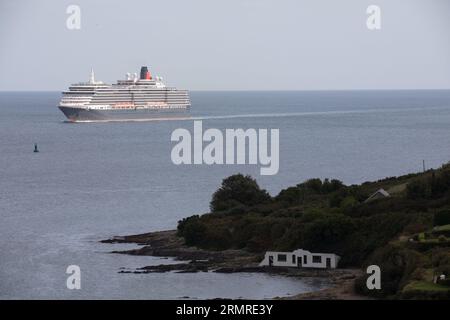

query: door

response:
[326,258,331,268]
[297,256,302,268]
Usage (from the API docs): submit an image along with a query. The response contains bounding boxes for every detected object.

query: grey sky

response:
[1,0,449,91]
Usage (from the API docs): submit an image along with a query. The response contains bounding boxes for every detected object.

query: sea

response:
[1,90,450,299]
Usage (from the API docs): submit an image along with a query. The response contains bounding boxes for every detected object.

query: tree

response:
[275,186,302,205]
[322,178,345,193]
[210,174,271,213]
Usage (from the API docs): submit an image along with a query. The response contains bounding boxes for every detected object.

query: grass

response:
[420,239,439,243]
[416,229,449,243]
[403,281,450,293]
[387,183,407,195]
[422,269,434,282]
[433,224,450,232]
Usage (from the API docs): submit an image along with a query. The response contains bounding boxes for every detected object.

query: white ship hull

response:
[59,106,191,122]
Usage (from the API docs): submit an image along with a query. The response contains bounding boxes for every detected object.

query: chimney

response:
[140,66,152,80]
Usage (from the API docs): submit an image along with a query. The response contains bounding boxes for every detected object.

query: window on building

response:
[303,255,307,264]
[277,254,287,262]
[292,255,296,264]
[313,255,322,263]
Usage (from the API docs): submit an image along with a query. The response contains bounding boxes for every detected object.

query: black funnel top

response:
[140,66,148,80]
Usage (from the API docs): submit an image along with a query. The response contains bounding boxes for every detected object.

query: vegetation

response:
[434,210,450,226]
[177,163,450,299]
[210,174,271,212]
[401,281,450,299]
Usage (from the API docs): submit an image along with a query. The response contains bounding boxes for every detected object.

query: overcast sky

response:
[0,0,449,91]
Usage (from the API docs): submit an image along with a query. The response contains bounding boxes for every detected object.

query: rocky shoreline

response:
[101,230,368,299]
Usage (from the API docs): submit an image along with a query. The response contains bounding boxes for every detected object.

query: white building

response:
[365,188,390,203]
[259,249,340,269]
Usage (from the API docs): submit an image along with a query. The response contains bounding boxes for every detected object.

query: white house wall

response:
[259,251,298,267]
[259,249,340,269]
[293,249,340,269]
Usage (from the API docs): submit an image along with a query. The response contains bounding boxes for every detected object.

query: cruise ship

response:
[58,66,191,122]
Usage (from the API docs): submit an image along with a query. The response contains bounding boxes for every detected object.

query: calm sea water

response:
[1,90,450,299]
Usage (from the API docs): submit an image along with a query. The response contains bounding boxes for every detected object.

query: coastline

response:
[101,230,368,300]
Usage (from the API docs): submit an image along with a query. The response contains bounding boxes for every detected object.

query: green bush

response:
[431,248,450,270]
[400,281,450,299]
[434,210,450,226]
[355,245,424,298]
[276,186,302,205]
[430,167,450,198]
[322,179,345,193]
[406,165,450,200]
[340,196,359,213]
[302,214,356,250]
[438,279,450,287]
[301,208,327,222]
[202,226,232,250]
[177,215,207,246]
[407,179,430,200]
